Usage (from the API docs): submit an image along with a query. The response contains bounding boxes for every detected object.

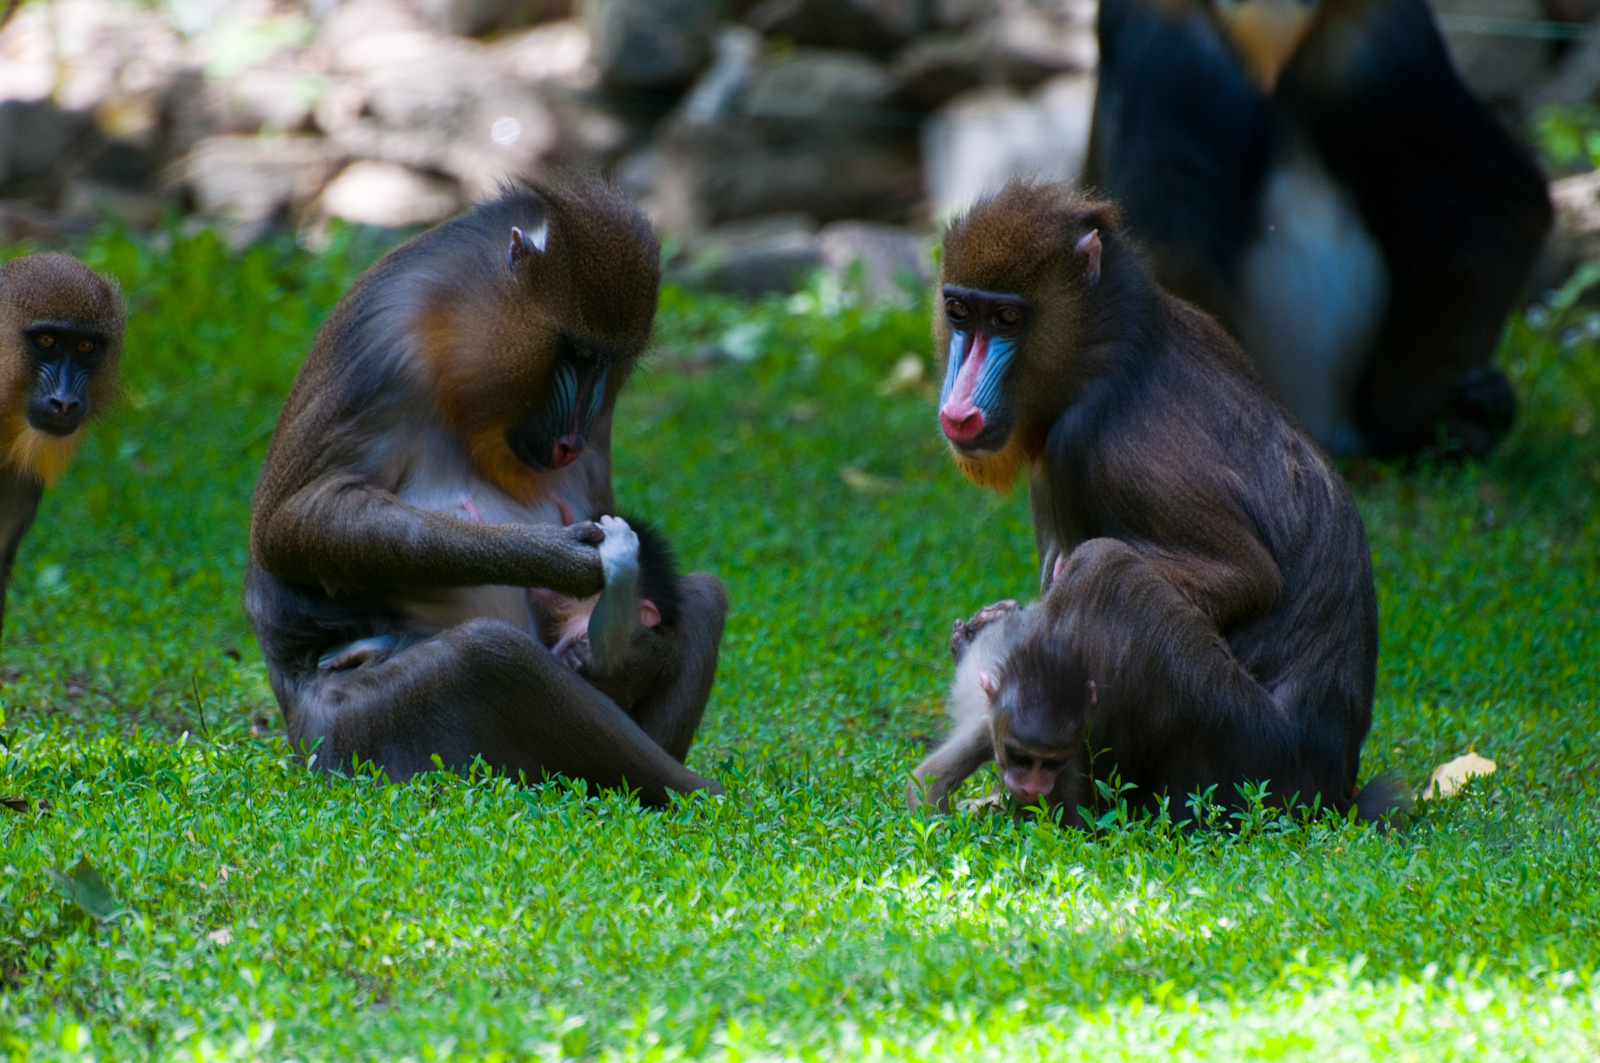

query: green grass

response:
[1,227,1598,1061]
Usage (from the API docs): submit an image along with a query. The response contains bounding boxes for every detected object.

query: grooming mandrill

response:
[245,182,728,803]
[0,254,125,645]
[913,180,1401,822]
[908,599,1096,822]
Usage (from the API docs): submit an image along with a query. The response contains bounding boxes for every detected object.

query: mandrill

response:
[245,180,728,804]
[0,254,125,646]
[911,180,1405,824]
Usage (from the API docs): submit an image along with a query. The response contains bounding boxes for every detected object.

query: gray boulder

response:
[314,17,561,198]
[0,100,94,198]
[584,0,718,94]
[922,73,1095,218]
[183,135,338,247]
[654,47,920,232]
[819,220,931,300]
[746,0,931,55]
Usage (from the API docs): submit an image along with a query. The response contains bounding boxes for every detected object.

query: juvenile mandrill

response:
[245,181,728,804]
[908,599,1097,822]
[0,254,125,645]
[912,180,1402,822]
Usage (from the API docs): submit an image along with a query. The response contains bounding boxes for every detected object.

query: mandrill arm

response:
[255,474,605,597]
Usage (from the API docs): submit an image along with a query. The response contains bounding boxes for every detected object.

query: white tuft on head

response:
[527,218,549,252]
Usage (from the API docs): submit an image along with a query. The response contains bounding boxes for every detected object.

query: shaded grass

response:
[0,229,1597,1060]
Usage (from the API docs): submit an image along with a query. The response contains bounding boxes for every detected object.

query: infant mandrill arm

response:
[587,515,643,672]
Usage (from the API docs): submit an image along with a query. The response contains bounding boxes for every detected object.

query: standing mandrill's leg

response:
[1049,538,1324,809]
[626,573,727,763]
[287,617,721,805]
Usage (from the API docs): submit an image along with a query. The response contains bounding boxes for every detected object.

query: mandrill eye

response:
[36,333,55,349]
[994,306,1022,331]
[76,339,95,354]
[944,298,970,325]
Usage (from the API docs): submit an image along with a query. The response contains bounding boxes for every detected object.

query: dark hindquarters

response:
[1052,538,1353,815]
[281,617,721,804]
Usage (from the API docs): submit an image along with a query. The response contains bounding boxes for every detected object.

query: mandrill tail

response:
[1353,770,1415,826]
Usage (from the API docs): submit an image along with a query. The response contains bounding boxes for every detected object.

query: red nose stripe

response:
[940,334,989,441]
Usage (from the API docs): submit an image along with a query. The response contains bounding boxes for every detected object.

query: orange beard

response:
[1216,0,1317,92]
[463,423,546,506]
[949,433,1034,494]
[2,411,81,486]
[417,305,547,506]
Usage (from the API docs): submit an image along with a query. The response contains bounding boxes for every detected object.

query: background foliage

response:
[0,226,1597,1059]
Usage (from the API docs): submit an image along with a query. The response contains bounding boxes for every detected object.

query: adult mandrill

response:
[912,180,1400,822]
[245,181,727,804]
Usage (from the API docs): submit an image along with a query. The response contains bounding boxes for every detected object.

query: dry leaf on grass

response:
[1424,752,1497,799]
[877,354,926,395]
[840,466,895,493]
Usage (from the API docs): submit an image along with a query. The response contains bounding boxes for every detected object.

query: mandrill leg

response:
[285,616,722,804]
[1048,538,1338,810]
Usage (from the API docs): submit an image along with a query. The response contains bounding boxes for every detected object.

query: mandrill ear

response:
[1075,229,1102,288]
[978,670,1000,701]
[507,219,551,270]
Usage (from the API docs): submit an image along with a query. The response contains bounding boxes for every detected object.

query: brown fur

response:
[245,180,726,804]
[914,180,1394,823]
[0,253,125,646]
[0,254,124,484]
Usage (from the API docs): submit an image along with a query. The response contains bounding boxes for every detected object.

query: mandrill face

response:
[937,285,1028,456]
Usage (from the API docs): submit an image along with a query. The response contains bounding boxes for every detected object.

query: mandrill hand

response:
[951,599,1019,661]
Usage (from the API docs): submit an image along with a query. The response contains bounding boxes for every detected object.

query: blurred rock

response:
[411,0,575,37]
[183,134,337,246]
[929,0,990,29]
[680,26,764,125]
[492,19,596,87]
[746,0,930,55]
[891,36,986,112]
[687,215,825,294]
[314,20,561,198]
[677,214,929,298]
[0,0,1096,253]
[3,0,187,115]
[1432,0,1557,107]
[585,0,717,95]
[655,46,920,232]
[205,65,326,134]
[745,49,895,120]
[923,73,1094,218]
[655,119,920,232]
[316,160,462,227]
[59,180,169,229]
[1535,170,1600,294]
[818,219,930,299]
[0,201,90,245]
[984,0,1097,86]
[1528,33,1600,113]
[0,100,95,199]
